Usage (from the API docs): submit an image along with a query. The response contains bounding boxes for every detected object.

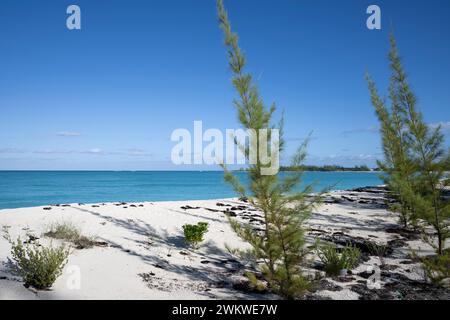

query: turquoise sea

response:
[0,171,383,210]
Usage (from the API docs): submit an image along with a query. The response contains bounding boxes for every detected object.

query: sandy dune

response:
[0,189,447,300]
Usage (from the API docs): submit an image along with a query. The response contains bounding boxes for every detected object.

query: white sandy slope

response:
[0,199,274,300]
[0,192,443,300]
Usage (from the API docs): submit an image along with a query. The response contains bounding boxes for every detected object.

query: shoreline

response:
[0,184,387,212]
[0,187,448,300]
[0,171,384,211]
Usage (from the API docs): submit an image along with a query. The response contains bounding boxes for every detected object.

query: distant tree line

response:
[279,165,372,172]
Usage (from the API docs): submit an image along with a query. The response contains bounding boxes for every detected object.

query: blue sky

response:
[0,0,449,170]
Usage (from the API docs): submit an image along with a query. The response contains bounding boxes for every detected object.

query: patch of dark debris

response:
[350,271,450,300]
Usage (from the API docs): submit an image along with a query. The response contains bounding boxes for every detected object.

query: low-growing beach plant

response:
[44,221,97,249]
[421,251,450,286]
[216,0,320,299]
[3,231,69,289]
[317,242,361,277]
[182,222,209,248]
[44,221,81,241]
[366,241,388,266]
[366,34,450,256]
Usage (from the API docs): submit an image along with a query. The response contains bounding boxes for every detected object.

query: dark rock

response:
[227,259,240,264]
[387,238,407,249]
[181,205,200,210]
[324,197,342,204]
[310,279,343,292]
[74,239,108,250]
[351,272,450,300]
[341,196,356,202]
[357,270,375,279]
[321,232,393,257]
[351,186,388,194]
[385,227,421,240]
[232,278,268,294]
[356,280,367,284]
[216,202,230,207]
[380,264,399,271]
[230,205,247,211]
[43,207,52,211]
[336,276,356,283]
[225,211,237,217]
[23,235,39,244]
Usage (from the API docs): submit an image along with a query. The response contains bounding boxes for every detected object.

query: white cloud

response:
[429,121,450,132]
[31,148,153,157]
[33,149,73,154]
[57,131,81,137]
[0,148,27,154]
[286,136,318,143]
[124,148,153,156]
[341,125,378,136]
[82,148,103,154]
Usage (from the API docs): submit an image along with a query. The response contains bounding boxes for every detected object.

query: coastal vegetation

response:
[366,241,388,267]
[3,229,69,290]
[422,252,450,284]
[182,222,209,248]
[217,0,320,298]
[44,221,98,249]
[316,242,361,277]
[366,34,449,282]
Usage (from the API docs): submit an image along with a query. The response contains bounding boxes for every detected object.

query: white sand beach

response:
[0,188,447,300]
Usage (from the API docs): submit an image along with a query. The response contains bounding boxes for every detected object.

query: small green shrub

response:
[45,221,97,249]
[182,222,209,248]
[44,222,80,241]
[366,241,388,266]
[317,242,361,276]
[342,244,362,269]
[422,252,450,286]
[7,236,70,289]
